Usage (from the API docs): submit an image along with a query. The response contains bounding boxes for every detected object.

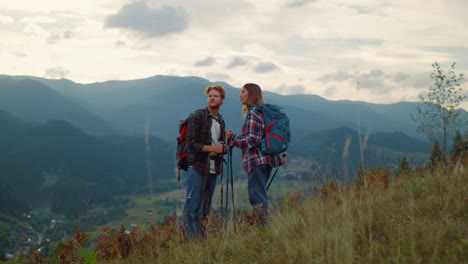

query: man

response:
[182,85,227,239]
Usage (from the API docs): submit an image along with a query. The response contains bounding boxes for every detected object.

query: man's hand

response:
[213,142,227,154]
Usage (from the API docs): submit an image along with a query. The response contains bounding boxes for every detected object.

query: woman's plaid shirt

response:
[229,108,280,173]
[187,107,225,176]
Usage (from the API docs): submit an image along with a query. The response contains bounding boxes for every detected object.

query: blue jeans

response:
[182,167,217,239]
[247,164,272,226]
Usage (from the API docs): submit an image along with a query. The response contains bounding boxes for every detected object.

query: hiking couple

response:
[182,83,287,239]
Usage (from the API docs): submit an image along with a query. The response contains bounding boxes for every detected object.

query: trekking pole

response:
[266,167,279,191]
[229,146,235,221]
[266,153,287,191]
[220,158,224,217]
[225,146,230,221]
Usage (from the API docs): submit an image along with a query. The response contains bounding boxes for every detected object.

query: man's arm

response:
[187,111,226,154]
[187,111,205,153]
[202,143,226,154]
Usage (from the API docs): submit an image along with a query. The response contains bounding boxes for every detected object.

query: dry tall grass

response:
[14,161,467,264]
[95,162,466,264]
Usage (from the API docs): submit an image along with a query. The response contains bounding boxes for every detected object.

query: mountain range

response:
[2,74,449,141]
[1,74,462,217]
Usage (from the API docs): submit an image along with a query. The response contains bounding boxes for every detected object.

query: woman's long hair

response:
[242,83,266,114]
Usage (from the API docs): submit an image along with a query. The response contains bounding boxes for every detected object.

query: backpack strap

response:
[250,104,264,113]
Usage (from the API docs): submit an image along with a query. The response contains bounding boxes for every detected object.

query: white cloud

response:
[254,62,279,73]
[0,15,14,24]
[205,72,230,81]
[283,0,316,8]
[275,84,306,94]
[319,71,353,83]
[47,31,74,44]
[45,66,70,79]
[194,57,216,67]
[226,57,248,69]
[19,16,56,24]
[105,1,190,38]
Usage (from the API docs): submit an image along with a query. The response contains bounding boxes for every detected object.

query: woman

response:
[226,83,286,225]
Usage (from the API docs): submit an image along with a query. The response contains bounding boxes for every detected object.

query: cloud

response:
[319,71,353,83]
[273,36,384,58]
[284,0,316,8]
[317,68,432,95]
[392,72,411,83]
[0,15,14,24]
[390,72,430,88]
[45,67,70,79]
[11,52,27,58]
[404,73,431,88]
[63,30,73,39]
[47,30,74,44]
[206,72,230,81]
[105,1,190,38]
[358,78,385,89]
[20,16,56,24]
[358,69,386,89]
[47,32,60,44]
[254,62,279,73]
[275,84,306,94]
[364,69,385,78]
[194,57,216,67]
[351,6,372,14]
[115,41,126,48]
[226,57,248,69]
[324,86,337,96]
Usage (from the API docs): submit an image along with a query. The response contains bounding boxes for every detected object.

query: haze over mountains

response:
[0,74,431,141]
[1,74,455,217]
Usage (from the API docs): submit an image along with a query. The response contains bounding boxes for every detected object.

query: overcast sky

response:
[1,0,467,109]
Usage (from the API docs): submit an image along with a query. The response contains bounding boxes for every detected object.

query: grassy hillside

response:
[11,159,466,263]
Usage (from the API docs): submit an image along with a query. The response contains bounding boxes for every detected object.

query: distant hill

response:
[0,111,175,217]
[288,126,430,182]
[0,78,117,134]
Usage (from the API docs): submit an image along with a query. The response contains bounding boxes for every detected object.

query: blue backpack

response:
[251,104,290,154]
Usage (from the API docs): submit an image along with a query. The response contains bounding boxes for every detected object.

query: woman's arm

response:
[228,111,263,150]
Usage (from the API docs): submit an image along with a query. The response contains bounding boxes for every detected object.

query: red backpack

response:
[176,119,189,180]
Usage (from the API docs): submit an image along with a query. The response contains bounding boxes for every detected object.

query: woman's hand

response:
[280,153,287,166]
[225,130,233,140]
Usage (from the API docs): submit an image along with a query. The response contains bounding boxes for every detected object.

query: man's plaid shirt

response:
[187,107,225,176]
[228,107,280,173]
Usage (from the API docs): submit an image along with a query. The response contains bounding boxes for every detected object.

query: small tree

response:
[397,154,411,176]
[429,140,446,169]
[411,62,466,153]
[450,130,467,159]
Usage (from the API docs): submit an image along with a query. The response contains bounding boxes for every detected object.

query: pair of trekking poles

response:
[220,143,235,222]
[219,142,282,223]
